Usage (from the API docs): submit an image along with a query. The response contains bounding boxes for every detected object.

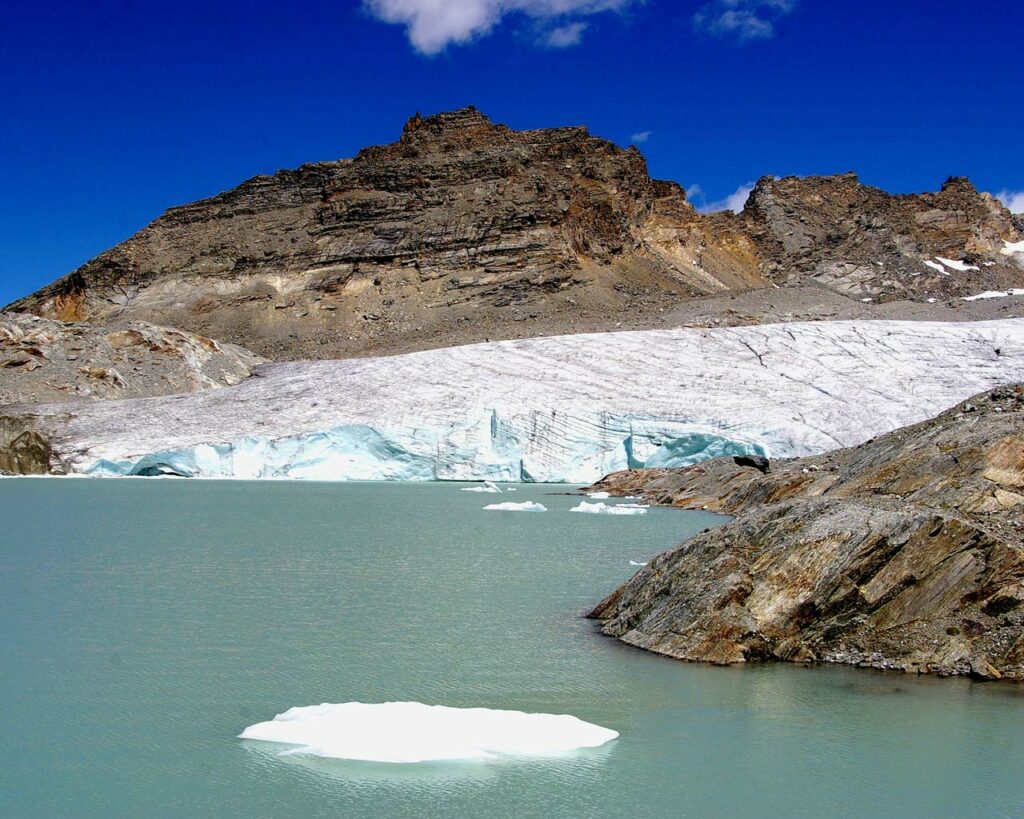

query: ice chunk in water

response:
[239,702,618,763]
[570,501,647,516]
[461,481,502,493]
[483,501,547,512]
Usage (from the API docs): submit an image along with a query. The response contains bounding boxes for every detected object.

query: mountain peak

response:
[399,106,502,145]
[6,110,1023,364]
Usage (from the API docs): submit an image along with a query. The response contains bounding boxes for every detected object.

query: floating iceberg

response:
[13,320,1024,482]
[461,481,502,493]
[629,560,648,567]
[571,501,647,516]
[587,491,611,499]
[484,501,547,512]
[239,702,618,763]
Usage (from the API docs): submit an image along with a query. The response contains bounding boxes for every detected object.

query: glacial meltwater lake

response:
[2,479,1023,818]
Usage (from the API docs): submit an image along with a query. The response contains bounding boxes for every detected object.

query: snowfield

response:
[14,319,1024,483]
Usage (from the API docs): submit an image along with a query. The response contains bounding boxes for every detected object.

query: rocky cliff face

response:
[588,386,1024,680]
[742,173,1023,301]
[0,312,263,405]
[7,108,1022,361]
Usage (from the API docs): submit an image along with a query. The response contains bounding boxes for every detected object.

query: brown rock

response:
[7,109,1022,362]
[588,386,1024,680]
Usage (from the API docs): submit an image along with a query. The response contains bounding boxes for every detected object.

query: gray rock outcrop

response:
[0,312,263,405]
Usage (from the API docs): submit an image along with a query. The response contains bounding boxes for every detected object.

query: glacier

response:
[239,702,619,763]
[14,319,1024,483]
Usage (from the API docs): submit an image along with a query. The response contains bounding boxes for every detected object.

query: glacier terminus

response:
[10,319,1024,483]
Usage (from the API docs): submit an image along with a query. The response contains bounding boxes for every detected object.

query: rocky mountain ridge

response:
[7,107,1023,362]
[587,386,1024,680]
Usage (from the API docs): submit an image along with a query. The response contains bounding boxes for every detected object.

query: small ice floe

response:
[924,260,948,275]
[239,702,618,763]
[587,491,611,499]
[462,481,502,493]
[506,487,517,492]
[570,501,647,516]
[963,289,1024,302]
[484,501,547,512]
[629,560,648,567]
[617,503,650,509]
[935,256,980,272]
[1001,240,1024,256]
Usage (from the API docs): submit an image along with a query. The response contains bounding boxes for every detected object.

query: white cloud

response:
[364,0,636,55]
[690,181,756,214]
[630,130,652,143]
[995,190,1024,214]
[693,0,796,42]
[545,21,588,47]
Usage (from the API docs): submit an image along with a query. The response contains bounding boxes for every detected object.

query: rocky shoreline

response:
[586,386,1024,680]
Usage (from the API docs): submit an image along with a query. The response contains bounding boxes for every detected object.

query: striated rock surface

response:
[588,387,1024,680]
[6,108,1022,361]
[2,320,1023,480]
[0,312,263,405]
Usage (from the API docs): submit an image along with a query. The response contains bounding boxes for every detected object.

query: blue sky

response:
[2,0,1022,306]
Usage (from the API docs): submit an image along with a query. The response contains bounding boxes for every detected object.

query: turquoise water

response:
[1,479,1023,818]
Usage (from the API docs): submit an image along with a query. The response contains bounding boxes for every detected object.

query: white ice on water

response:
[484,501,547,512]
[629,560,648,567]
[461,481,502,493]
[571,501,647,516]
[23,319,1024,483]
[587,491,611,498]
[239,702,618,763]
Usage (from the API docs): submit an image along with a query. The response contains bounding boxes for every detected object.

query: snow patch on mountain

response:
[963,289,1024,302]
